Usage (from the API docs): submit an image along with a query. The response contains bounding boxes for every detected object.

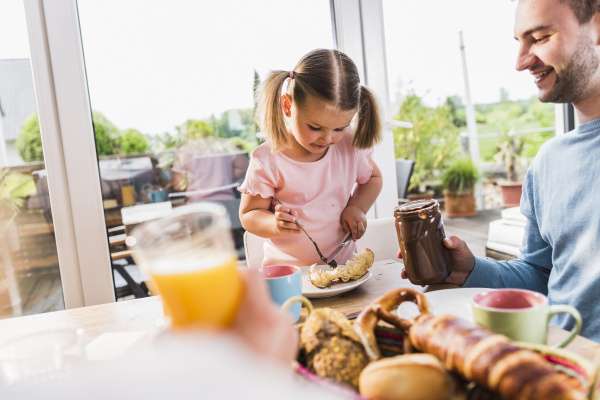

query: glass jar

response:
[394,199,452,285]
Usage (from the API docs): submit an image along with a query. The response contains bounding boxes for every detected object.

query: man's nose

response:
[515,43,537,72]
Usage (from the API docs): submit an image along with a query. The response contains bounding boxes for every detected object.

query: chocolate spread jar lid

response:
[395,199,438,214]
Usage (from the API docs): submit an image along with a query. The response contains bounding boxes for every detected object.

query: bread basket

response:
[282,295,599,400]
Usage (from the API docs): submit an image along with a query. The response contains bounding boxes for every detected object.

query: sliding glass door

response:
[0,0,65,318]
[19,0,338,308]
[18,0,402,310]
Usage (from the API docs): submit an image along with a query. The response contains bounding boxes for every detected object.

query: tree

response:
[92,111,122,156]
[480,100,525,126]
[17,111,146,161]
[444,96,466,128]
[176,119,214,142]
[0,169,35,223]
[394,92,460,191]
[523,96,554,127]
[16,113,43,162]
[120,129,149,154]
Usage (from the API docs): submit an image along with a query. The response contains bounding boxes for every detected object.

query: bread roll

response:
[300,308,369,390]
[358,353,456,400]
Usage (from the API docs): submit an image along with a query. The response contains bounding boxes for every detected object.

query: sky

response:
[383,0,535,108]
[1,0,538,136]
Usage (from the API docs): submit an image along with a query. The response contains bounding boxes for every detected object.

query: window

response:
[77,0,334,299]
[382,0,554,204]
[0,0,65,318]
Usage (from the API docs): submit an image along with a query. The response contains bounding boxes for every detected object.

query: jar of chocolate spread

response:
[394,199,452,285]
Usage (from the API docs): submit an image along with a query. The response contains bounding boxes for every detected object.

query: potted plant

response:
[393,92,460,201]
[0,169,35,231]
[494,128,527,208]
[441,157,479,217]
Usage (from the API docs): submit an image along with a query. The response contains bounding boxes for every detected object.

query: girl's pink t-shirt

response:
[238,133,374,267]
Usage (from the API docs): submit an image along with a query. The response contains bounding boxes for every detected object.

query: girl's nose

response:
[320,130,334,143]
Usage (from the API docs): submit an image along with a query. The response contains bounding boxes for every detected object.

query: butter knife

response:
[325,234,352,268]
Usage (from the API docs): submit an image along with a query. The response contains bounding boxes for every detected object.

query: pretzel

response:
[353,288,586,400]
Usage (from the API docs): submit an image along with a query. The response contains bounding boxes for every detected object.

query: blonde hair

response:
[255,49,382,153]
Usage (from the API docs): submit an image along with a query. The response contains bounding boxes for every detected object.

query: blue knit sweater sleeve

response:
[463,162,550,293]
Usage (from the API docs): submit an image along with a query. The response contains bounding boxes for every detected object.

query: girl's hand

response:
[273,204,301,237]
[341,205,367,241]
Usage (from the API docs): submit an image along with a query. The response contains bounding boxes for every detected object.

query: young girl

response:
[238,49,383,268]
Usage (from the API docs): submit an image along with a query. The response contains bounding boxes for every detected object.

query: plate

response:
[397,287,495,321]
[301,265,372,299]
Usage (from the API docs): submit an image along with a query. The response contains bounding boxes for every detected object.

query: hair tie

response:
[289,71,294,79]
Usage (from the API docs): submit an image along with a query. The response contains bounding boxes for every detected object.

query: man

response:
[404,0,600,342]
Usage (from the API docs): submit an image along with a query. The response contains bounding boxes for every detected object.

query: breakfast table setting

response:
[0,200,599,399]
[0,259,597,351]
[0,258,598,398]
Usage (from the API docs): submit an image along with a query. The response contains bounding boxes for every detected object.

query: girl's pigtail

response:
[255,70,290,153]
[352,85,383,149]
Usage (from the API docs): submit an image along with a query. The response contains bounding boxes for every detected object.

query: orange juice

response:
[150,254,242,328]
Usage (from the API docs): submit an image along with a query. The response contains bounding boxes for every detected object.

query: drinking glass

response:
[0,328,85,388]
[128,202,242,329]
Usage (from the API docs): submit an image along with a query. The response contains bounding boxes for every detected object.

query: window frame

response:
[332,0,399,218]
[24,0,114,307]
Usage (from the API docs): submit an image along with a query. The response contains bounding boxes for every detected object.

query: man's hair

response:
[560,0,600,24]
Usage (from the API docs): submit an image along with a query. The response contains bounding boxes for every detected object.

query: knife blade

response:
[345,310,361,320]
[326,234,353,265]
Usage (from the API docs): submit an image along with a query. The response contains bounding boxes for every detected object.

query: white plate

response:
[301,265,372,299]
[397,287,495,321]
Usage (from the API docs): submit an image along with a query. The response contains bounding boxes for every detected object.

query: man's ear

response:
[592,12,600,45]
[281,94,292,117]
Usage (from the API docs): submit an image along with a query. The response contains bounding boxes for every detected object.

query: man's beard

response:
[540,35,599,103]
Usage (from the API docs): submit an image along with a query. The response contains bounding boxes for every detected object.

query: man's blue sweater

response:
[465,118,600,342]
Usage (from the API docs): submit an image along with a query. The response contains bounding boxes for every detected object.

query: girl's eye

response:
[308,125,321,131]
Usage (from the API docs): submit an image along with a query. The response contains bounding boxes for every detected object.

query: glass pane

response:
[383,0,554,207]
[0,1,65,318]
[77,0,334,300]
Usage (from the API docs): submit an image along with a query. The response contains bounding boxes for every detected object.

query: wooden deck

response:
[1,207,503,320]
[442,207,502,258]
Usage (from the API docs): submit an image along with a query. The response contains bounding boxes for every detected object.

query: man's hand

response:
[341,205,367,241]
[398,236,476,286]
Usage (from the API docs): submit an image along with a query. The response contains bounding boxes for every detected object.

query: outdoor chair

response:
[396,159,415,203]
[108,225,150,299]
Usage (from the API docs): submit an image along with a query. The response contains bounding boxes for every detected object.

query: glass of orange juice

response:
[128,202,242,329]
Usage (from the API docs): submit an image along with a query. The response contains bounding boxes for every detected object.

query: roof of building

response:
[0,58,37,141]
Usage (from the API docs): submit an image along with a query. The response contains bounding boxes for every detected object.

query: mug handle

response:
[548,305,582,348]
[281,295,313,316]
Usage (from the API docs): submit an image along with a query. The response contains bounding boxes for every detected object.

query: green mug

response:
[471,288,582,348]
